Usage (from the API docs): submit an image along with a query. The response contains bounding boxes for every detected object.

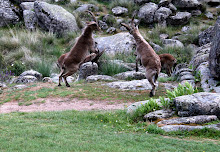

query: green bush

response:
[35,61,52,77]
[7,61,26,76]
[99,61,128,76]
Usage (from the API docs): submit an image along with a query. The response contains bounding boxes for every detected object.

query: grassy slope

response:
[0,110,219,152]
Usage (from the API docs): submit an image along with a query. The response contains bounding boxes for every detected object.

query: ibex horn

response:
[86,10,98,23]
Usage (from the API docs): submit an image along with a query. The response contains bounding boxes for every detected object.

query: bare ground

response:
[0,97,130,113]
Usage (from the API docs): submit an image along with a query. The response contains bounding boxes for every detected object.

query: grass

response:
[0,110,219,152]
[0,82,167,105]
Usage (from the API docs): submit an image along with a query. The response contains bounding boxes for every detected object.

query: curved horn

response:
[86,10,98,23]
[121,23,131,31]
[131,11,137,27]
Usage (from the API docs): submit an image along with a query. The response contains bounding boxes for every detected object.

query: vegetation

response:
[0,110,219,152]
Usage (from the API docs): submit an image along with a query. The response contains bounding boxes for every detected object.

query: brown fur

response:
[159,54,177,77]
[121,16,161,97]
[57,12,100,87]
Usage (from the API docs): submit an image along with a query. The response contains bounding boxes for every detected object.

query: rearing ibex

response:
[57,11,101,87]
[121,14,161,97]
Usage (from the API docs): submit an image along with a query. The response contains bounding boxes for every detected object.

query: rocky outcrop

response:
[154,7,172,24]
[209,16,220,79]
[95,33,136,55]
[0,0,20,27]
[163,39,184,48]
[19,69,42,80]
[138,2,158,24]
[157,115,218,126]
[77,62,98,81]
[34,1,79,35]
[144,109,175,121]
[174,92,220,118]
[198,26,214,46]
[75,4,99,12]
[172,0,203,10]
[23,10,37,30]
[134,0,151,5]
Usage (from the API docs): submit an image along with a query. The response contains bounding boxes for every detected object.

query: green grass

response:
[0,110,219,152]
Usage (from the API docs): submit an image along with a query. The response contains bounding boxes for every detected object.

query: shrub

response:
[35,61,52,77]
[7,61,26,76]
[99,61,128,76]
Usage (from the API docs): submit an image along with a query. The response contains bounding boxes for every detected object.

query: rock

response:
[209,16,220,79]
[181,26,191,33]
[42,77,53,83]
[0,0,20,27]
[23,10,37,30]
[198,26,214,46]
[168,3,177,12]
[106,27,116,34]
[190,43,211,69]
[114,71,146,80]
[144,109,175,121]
[158,0,171,7]
[157,115,218,126]
[154,7,172,23]
[172,0,203,10]
[19,70,42,81]
[191,10,202,16]
[98,20,108,30]
[150,42,163,52]
[167,12,191,25]
[105,79,158,91]
[112,6,128,16]
[86,75,117,83]
[172,63,189,76]
[161,83,178,90]
[179,74,195,81]
[202,0,220,6]
[159,34,169,40]
[13,75,38,84]
[12,84,27,90]
[75,4,99,12]
[134,0,151,5]
[77,62,98,81]
[127,98,161,114]
[138,2,158,24]
[163,39,184,48]
[205,12,214,19]
[20,2,34,10]
[34,1,79,35]
[95,32,136,56]
[196,62,219,92]
[50,73,75,84]
[0,83,7,88]
[174,92,220,118]
[161,124,220,132]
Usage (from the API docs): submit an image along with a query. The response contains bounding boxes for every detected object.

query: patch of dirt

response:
[0,97,131,113]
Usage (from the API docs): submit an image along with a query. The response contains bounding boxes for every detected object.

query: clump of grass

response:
[99,61,128,76]
[114,50,136,63]
[158,77,176,83]
[35,60,52,77]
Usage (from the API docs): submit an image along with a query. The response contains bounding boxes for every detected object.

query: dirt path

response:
[0,97,130,113]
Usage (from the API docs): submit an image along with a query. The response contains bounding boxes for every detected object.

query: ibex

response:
[159,53,177,77]
[57,11,100,87]
[121,15,161,97]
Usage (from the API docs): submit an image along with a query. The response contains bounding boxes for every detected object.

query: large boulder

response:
[134,0,151,5]
[95,32,136,56]
[198,26,214,46]
[114,71,146,80]
[154,7,172,23]
[167,12,191,25]
[0,0,20,27]
[23,10,37,30]
[20,2,34,10]
[75,4,99,12]
[163,39,184,47]
[174,92,220,118]
[144,109,175,121]
[138,2,158,24]
[34,1,79,35]
[86,75,117,83]
[172,0,203,10]
[77,62,98,81]
[19,69,42,80]
[209,16,220,79]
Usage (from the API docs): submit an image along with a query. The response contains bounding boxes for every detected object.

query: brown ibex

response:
[57,11,101,87]
[121,15,161,97]
[159,54,177,77]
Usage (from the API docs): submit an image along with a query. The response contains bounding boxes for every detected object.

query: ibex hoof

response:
[149,92,154,97]
[66,84,70,87]
[58,84,62,87]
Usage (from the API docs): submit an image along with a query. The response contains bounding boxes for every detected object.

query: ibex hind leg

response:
[62,69,77,87]
[58,68,66,86]
[146,70,157,97]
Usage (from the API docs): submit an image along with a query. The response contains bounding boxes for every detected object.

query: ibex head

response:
[121,11,138,34]
[86,11,101,31]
